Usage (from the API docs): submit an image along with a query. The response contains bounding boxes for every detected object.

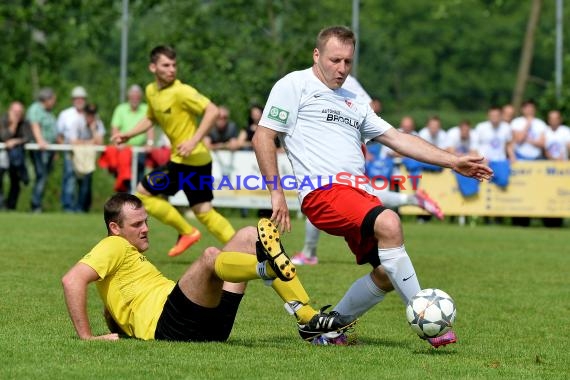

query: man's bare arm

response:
[253,125,290,232]
[61,263,119,341]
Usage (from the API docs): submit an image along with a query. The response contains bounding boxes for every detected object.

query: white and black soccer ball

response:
[406,288,456,339]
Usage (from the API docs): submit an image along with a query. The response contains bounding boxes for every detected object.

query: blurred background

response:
[1,0,568,127]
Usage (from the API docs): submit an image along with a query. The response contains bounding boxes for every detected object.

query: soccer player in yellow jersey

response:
[61,193,356,341]
[112,45,235,257]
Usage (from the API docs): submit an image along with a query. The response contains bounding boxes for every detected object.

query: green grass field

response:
[0,213,568,379]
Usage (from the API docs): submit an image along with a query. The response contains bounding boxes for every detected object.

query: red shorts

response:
[301,184,384,265]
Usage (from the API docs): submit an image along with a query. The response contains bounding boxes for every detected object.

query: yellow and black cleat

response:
[256,218,296,281]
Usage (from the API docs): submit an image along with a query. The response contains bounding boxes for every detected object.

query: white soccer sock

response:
[332,273,386,317]
[256,262,274,286]
[302,219,320,258]
[373,189,412,209]
[378,245,421,305]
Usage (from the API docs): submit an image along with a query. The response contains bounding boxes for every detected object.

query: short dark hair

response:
[150,45,176,63]
[316,26,355,51]
[37,87,55,102]
[104,193,144,234]
[522,99,536,107]
[84,103,98,115]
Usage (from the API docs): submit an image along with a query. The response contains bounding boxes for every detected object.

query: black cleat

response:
[298,305,358,341]
[256,218,296,281]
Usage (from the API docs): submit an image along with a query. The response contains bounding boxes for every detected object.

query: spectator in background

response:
[236,104,264,151]
[475,105,515,162]
[543,109,569,228]
[544,109,570,161]
[27,88,58,213]
[203,106,240,151]
[0,101,32,210]
[69,104,105,212]
[399,116,417,135]
[446,120,478,156]
[446,120,478,225]
[416,116,448,222]
[510,100,547,227]
[502,103,516,124]
[111,84,153,189]
[511,99,547,160]
[58,86,88,212]
[370,98,382,114]
[376,116,417,163]
[418,116,449,150]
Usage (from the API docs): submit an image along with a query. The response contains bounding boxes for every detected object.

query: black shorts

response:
[154,283,243,342]
[141,161,214,207]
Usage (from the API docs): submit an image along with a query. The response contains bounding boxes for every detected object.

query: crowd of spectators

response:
[370,99,569,226]
[0,89,568,222]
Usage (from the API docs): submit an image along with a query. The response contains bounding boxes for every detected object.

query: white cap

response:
[71,86,88,98]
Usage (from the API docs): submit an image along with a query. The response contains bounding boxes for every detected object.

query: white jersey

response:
[446,126,478,155]
[474,120,512,161]
[259,68,393,201]
[57,107,86,144]
[418,127,448,149]
[545,125,570,160]
[510,116,547,159]
[342,75,372,104]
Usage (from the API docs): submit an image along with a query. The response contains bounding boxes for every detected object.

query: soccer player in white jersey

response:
[252,25,492,347]
[545,109,570,160]
[474,106,515,162]
[292,76,444,266]
[511,99,547,160]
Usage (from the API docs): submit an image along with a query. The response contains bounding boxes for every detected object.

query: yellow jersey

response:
[146,79,212,166]
[80,236,175,340]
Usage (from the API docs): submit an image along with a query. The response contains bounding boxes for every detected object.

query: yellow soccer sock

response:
[272,277,317,324]
[195,208,236,243]
[214,252,316,323]
[214,251,282,281]
[136,192,194,235]
[214,251,260,282]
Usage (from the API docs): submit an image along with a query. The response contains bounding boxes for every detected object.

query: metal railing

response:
[0,142,145,192]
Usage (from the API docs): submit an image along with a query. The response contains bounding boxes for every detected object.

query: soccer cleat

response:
[415,189,444,220]
[311,332,357,346]
[256,218,296,281]
[298,305,358,341]
[291,252,319,266]
[427,330,457,348]
[168,229,201,257]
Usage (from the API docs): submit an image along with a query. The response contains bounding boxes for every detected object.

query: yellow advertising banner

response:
[399,161,570,217]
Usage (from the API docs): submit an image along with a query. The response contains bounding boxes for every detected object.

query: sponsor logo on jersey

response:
[322,108,360,128]
[268,106,289,124]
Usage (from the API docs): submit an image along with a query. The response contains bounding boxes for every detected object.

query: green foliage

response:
[0,0,569,128]
[0,215,569,378]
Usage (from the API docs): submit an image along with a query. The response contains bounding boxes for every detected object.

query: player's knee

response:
[200,246,221,269]
[223,226,257,254]
[236,226,257,241]
[374,209,402,240]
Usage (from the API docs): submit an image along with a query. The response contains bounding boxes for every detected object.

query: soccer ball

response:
[406,288,456,339]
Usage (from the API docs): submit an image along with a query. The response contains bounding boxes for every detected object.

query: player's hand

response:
[87,333,120,341]
[177,140,197,157]
[36,139,48,150]
[111,133,129,145]
[270,191,291,233]
[453,155,494,182]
